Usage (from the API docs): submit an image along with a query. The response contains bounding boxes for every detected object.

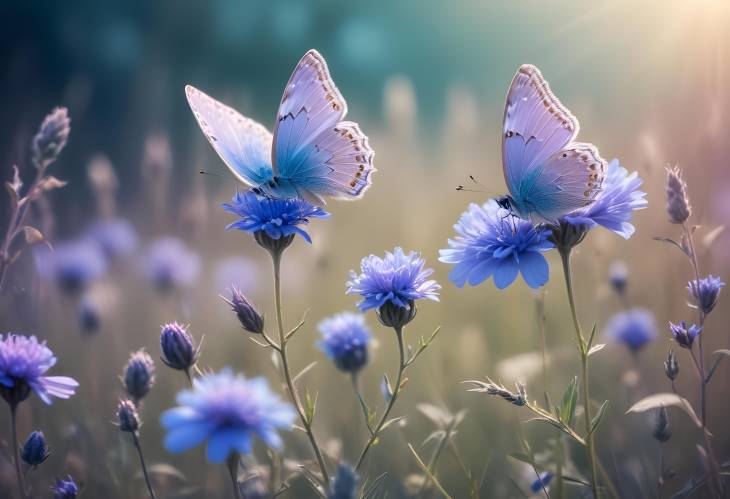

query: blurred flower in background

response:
[35,240,107,295]
[605,308,658,353]
[83,218,138,261]
[317,312,371,373]
[214,256,259,294]
[161,369,295,463]
[143,237,200,292]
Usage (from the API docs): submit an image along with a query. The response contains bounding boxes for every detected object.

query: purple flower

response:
[0,334,78,406]
[84,218,138,260]
[669,321,702,349]
[347,247,440,312]
[222,192,329,244]
[530,471,554,494]
[160,323,199,372]
[161,369,295,463]
[21,430,50,466]
[35,240,107,294]
[317,312,371,373]
[605,308,658,352]
[439,200,554,289]
[144,237,200,291]
[688,275,724,315]
[563,159,648,239]
[51,475,78,499]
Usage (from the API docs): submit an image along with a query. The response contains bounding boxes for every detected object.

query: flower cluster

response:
[318,312,371,373]
[0,334,78,406]
[669,321,702,349]
[161,369,295,463]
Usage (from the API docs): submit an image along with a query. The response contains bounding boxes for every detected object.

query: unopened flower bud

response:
[123,350,155,403]
[665,166,691,224]
[32,107,70,168]
[664,349,679,380]
[160,322,198,371]
[226,287,265,335]
[116,399,140,433]
[653,406,671,442]
[21,430,49,466]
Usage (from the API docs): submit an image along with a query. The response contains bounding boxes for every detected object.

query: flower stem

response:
[559,249,599,499]
[132,432,157,499]
[270,250,330,486]
[355,326,406,471]
[682,223,723,497]
[9,404,28,499]
[226,452,243,499]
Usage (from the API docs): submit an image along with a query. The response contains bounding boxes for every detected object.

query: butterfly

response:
[185,49,375,205]
[496,64,607,223]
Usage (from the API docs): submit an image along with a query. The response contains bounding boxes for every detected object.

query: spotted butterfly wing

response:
[185,85,275,188]
[502,64,606,222]
[272,49,375,204]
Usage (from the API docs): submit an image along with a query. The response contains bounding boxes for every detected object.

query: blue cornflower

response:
[563,159,648,239]
[439,200,554,289]
[347,247,440,312]
[317,312,371,373]
[669,321,702,349]
[160,369,295,463]
[222,191,329,244]
[51,475,78,499]
[35,240,106,294]
[84,218,138,260]
[530,471,554,494]
[688,275,724,315]
[329,463,360,499]
[144,237,200,291]
[0,334,78,406]
[605,308,658,352]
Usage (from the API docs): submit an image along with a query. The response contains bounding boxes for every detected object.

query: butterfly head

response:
[496,195,514,212]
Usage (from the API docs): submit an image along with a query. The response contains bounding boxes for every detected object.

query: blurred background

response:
[1,0,729,497]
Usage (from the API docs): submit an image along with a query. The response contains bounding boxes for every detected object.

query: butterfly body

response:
[186,50,375,205]
[499,64,606,223]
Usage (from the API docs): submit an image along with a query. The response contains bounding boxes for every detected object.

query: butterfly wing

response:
[272,49,375,204]
[185,85,274,188]
[502,65,605,221]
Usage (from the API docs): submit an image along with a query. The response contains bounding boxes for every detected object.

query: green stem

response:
[226,452,243,499]
[417,418,457,496]
[10,405,28,499]
[355,326,406,471]
[270,251,330,486]
[132,432,157,499]
[351,373,374,436]
[559,249,599,499]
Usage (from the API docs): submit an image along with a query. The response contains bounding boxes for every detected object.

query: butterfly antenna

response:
[456,175,492,194]
[199,170,221,177]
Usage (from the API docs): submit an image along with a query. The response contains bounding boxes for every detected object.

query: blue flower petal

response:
[518,251,549,289]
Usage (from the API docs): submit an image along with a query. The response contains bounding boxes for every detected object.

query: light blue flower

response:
[222,192,329,244]
[605,308,657,352]
[161,369,295,463]
[347,247,440,311]
[0,334,78,406]
[563,159,647,239]
[317,312,371,373]
[440,200,554,289]
[329,462,360,499]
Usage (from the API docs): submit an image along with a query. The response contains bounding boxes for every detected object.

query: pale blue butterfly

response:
[497,64,607,223]
[185,49,375,205]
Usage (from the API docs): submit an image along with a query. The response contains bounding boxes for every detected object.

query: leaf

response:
[626,393,701,427]
[587,323,598,350]
[361,472,389,499]
[146,463,187,481]
[588,343,606,356]
[706,349,730,382]
[653,236,690,256]
[558,377,579,426]
[292,361,317,385]
[588,400,609,436]
[417,403,452,427]
[38,175,68,192]
[23,226,51,250]
[380,416,406,432]
[304,389,317,425]
[507,452,532,464]
[381,374,393,403]
[407,443,453,499]
[702,225,725,249]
